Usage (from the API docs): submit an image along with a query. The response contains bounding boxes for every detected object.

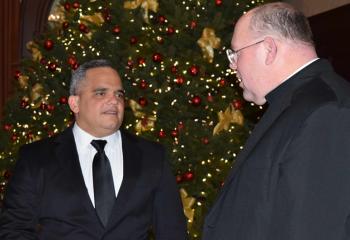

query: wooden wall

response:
[0,0,21,119]
[309,4,350,80]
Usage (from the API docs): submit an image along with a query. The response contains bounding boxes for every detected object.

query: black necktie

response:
[91,140,116,227]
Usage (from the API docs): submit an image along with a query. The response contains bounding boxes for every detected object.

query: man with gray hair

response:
[203,2,350,240]
[0,59,188,239]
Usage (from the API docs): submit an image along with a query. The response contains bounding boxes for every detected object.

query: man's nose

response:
[107,93,119,104]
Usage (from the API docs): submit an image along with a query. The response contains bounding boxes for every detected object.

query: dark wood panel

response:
[309,4,350,80]
[20,0,54,58]
[0,0,21,118]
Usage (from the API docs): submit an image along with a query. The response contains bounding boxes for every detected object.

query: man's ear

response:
[263,36,277,65]
[68,95,79,113]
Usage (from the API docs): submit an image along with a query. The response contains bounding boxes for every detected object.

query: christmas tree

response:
[0,0,269,238]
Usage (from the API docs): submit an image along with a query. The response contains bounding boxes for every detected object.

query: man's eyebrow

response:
[116,89,125,94]
[92,88,107,92]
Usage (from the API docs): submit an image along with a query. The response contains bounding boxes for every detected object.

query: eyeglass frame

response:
[226,39,265,64]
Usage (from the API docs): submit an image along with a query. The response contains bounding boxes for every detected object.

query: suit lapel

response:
[107,130,141,229]
[53,127,96,215]
[224,99,289,185]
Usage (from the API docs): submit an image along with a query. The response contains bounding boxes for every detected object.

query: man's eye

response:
[116,92,125,99]
[95,91,105,96]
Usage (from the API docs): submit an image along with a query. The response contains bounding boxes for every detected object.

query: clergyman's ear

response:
[263,36,277,65]
[68,95,80,113]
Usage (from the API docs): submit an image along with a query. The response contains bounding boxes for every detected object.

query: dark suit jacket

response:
[202,59,350,240]
[0,128,187,239]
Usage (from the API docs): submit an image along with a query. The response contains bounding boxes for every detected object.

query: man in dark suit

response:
[202,2,350,240]
[0,59,188,239]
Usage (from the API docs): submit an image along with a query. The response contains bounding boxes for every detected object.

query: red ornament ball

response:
[104,14,112,22]
[72,1,80,9]
[152,53,162,63]
[158,15,166,24]
[72,63,79,70]
[176,175,183,183]
[40,58,47,65]
[79,23,89,33]
[137,57,146,66]
[177,121,184,130]
[14,70,21,79]
[190,21,197,29]
[219,78,226,86]
[3,124,12,131]
[232,99,243,110]
[0,185,5,194]
[40,102,47,110]
[167,26,175,35]
[64,2,71,11]
[27,132,34,140]
[170,129,178,138]
[20,99,29,108]
[11,134,18,142]
[215,0,223,6]
[130,36,138,45]
[48,62,57,72]
[67,56,77,66]
[3,170,12,180]
[183,171,194,181]
[44,39,54,50]
[59,96,68,104]
[62,21,69,29]
[47,104,55,112]
[191,95,201,106]
[207,94,214,102]
[127,60,134,69]
[158,130,166,138]
[138,97,148,107]
[176,76,185,86]
[188,65,199,76]
[156,36,164,44]
[112,25,121,34]
[139,80,148,89]
[202,137,209,145]
[171,65,177,74]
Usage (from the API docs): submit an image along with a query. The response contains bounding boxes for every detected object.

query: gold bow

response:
[80,13,104,26]
[180,188,195,224]
[18,75,29,89]
[197,28,221,63]
[26,41,42,62]
[213,103,244,135]
[30,83,45,108]
[129,99,156,133]
[124,0,159,23]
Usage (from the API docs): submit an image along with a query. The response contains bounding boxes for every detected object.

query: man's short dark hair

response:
[70,59,116,95]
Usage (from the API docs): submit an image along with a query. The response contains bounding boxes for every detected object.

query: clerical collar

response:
[266,58,319,104]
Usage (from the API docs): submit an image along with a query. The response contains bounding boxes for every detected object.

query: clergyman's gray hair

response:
[249,2,314,45]
[69,59,116,95]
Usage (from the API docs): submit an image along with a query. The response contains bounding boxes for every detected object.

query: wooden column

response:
[0,0,21,119]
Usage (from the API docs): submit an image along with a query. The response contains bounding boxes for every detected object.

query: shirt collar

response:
[72,123,120,150]
[266,58,319,104]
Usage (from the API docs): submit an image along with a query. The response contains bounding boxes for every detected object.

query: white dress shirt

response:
[72,123,123,207]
